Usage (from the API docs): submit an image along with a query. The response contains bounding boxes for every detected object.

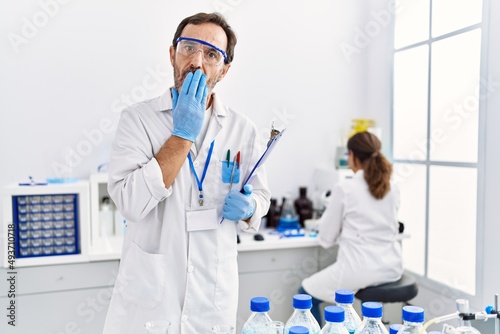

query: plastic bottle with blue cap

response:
[335,289,361,334]
[285,294,321,334]
[290,326,310,334]
[354,302,388,334]
[389,324,403,334]
[241,297,273,334]
[320,306,349,334]
[396,306,426,334]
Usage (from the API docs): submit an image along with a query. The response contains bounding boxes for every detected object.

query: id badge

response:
[186,208,218,232]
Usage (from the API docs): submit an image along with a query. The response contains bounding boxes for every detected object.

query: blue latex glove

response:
[222,184,256,222]
[171,69,208,142]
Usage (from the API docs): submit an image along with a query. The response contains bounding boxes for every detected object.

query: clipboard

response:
[220,127,285,224]
[240,128,286,192]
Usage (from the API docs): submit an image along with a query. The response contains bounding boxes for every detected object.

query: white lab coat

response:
[103,90,271,334]
[302,170,403,302]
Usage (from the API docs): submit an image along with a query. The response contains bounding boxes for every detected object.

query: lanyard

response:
[187,140,215,206]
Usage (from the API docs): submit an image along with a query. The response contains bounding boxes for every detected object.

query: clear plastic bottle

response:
[290,326,310,334]
[320,306,349,334]
[285,294,321,334]
[396,306,426,334]
[389,324,403,334]
[241,297,273,334]
[354,302,388,334]
[335,289,361,334]
[454,299,481,334]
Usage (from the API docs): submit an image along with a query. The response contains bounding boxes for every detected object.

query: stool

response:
[355,273,418,323]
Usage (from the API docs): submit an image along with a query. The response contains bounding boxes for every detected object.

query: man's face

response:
[170,23,230,93]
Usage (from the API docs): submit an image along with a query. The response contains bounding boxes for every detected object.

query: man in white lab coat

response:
[103,12,271,334]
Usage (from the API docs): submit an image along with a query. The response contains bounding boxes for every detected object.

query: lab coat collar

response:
[194,93,227,156]
[353,169,364,179]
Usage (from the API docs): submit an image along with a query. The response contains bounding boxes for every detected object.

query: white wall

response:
[0,0,370,200]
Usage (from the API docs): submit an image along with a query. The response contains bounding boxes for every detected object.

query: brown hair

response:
[347,132,392,199]
[172,12,237,64]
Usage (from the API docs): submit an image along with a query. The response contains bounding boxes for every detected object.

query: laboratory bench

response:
[236,229,337,332]
[0,229,336,333]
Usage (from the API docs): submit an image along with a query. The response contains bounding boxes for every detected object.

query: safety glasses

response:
[175,37,228,65]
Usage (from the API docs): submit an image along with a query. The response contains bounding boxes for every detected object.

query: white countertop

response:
[236,228,321,252]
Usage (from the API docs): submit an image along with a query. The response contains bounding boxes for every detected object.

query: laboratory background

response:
[1,0,500,333]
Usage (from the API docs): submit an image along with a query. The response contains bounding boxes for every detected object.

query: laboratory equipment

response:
[99,197,114,237]
[277,197,301,232]
[266,321,285,334]
[285,294,321,334]
[389,324,403,334]
[241,297,273,333]
[354,302,388,334]
[335,289,361,334]
[453,299,481,334]
[266,198,280,228]
[211,324,234,333]
[294,187,313,227]
[335,146,349,169]
[144,320,170,333]
[89,172,124,255]
[320,306,349,334]
[397,306,426,334]
[2,181,89,267]
[290,326,311,334]
[419,295,500,334]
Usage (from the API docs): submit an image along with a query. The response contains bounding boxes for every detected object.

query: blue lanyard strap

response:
[187,140,215,206]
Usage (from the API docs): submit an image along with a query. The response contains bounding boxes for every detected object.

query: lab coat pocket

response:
[214,254,238,311]
[115,242,167,309]
[221,161,240,184]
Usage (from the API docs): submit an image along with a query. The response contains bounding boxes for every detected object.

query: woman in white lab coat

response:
[300,131,403,324]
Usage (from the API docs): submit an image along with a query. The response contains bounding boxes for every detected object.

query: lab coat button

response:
[193,161,199,167]
[187,265,194,273]
[181,315,188,322]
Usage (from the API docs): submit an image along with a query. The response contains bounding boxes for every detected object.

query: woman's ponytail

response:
[364,152,392,199]
[347,132,392,199]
